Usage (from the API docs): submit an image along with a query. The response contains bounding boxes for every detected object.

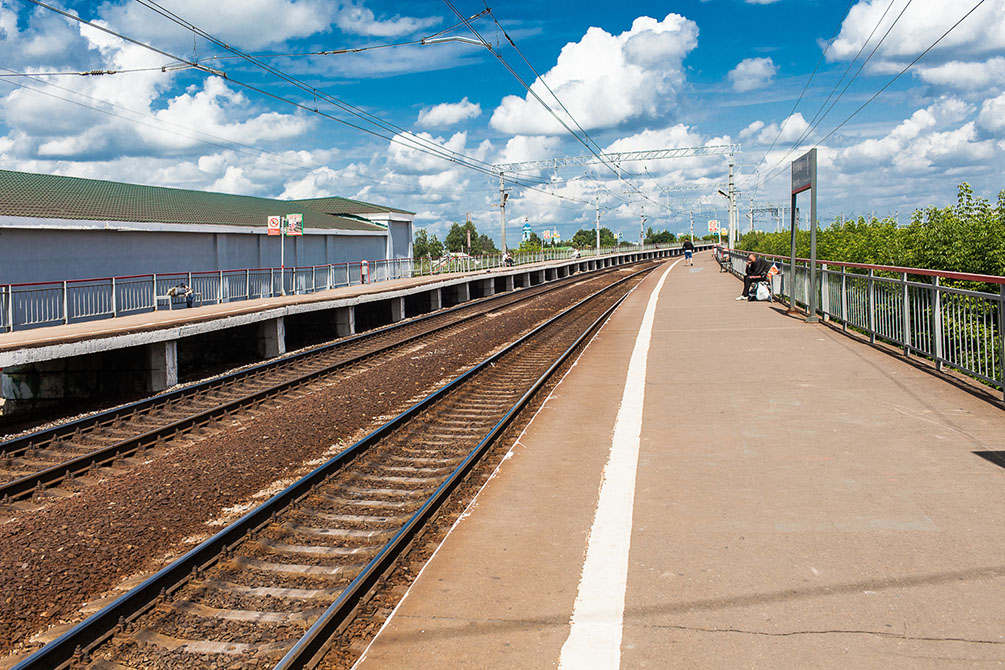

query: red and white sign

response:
[708,219,719,232]
[267,215,282,236]
[286,213,303,236]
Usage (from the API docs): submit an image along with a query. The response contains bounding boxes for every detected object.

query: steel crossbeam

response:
[493,144,739,173]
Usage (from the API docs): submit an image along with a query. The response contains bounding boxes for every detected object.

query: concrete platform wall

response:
[0,247,707,416]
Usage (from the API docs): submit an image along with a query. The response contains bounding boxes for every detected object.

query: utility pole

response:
[498,173,508,252]
[727,155,736,249]
[639,204,646,247]
[689,211,694,241]
[595,195,601,256]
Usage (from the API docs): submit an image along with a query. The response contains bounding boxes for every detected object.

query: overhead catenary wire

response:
[22,0,532,189]
[0,69,495,199]
[767,0,913,176]
[755,0,858,167]
[815,0,988,147]
[130,0,507,178]
[751,0,982,193]
[440,0,667,213]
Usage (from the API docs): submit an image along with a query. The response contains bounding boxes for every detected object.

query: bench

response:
[716,249,732,273]
[155,291,202,310]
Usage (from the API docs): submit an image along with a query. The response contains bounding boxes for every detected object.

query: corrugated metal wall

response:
[0,228,391,284]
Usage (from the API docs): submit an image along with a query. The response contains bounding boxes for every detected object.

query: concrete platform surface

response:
[353,255,1005,669]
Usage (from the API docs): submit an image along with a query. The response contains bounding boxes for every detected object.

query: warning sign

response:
[267,215,282,236]
[708,219,719,232]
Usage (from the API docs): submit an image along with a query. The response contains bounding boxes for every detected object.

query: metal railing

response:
[0,243,690,333]
[721,247,1005,399]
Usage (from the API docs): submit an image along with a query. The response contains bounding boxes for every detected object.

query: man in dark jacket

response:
[737,253,772,300]
[682,238,695,265]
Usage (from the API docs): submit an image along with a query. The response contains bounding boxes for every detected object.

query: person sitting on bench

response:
[736,254,772,301]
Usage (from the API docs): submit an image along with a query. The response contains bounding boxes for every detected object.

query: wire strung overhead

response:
[21,0,562,195]
[752,0,985,193]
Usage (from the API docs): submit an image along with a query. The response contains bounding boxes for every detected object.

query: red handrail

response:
[735,249,1005,285]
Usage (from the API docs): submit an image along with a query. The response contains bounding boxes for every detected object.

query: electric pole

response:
[498,173,508,252]
[595,195,601,256]
[727,156,736,249]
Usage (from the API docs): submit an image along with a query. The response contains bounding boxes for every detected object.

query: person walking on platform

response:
[737,253,771,300]
[682,238,695,265]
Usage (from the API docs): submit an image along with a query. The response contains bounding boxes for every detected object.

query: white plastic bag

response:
[755,282,771,302]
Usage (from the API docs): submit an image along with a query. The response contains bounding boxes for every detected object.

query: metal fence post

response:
[62,280,69,324]
[5,285,12,332]
[153,273,158,310]
[270,268,275,297]
[219,269,225,304]
[820,263,830,319]
[932,276,942,371]
[867,268,876,344]
[245,269,250,300]
[902,272,910,356]
[111,277,118,317]
[999,284,1005,401]
[840,266,848,331]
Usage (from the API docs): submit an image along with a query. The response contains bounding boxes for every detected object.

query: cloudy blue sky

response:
[1,0,1003,245]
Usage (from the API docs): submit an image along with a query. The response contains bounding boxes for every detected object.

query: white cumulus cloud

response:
[740,113,808,145]
[829,0,1005,73]
[977,91,1005,136]
[490,14,699,135]
[728,57,778,92]
[416,98,481,128]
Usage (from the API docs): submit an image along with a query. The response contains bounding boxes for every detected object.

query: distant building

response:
[0,169,414,284]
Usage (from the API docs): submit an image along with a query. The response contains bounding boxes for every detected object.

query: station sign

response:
[286,213,303,236]
[708,219,719,232]
[791,150,815,195]
[267,215,282,236]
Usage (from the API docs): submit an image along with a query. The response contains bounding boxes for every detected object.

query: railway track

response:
[0,264,640,507]
[11,265,654,670]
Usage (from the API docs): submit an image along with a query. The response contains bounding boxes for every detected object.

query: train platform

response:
[0,265,519,356]
[353,254,1005,669]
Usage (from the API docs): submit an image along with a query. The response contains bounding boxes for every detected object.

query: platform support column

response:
[390,296,405,322]
[503,275,515,292]
[428,288,442,311]
[257,316,286,358]
[455,282,470,303]
[147,340,178,392]
[335,306,355,337]
[482,278,495,297]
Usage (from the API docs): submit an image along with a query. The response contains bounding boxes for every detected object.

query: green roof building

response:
[0,169,414,284]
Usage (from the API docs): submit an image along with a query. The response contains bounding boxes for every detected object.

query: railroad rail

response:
[12,263,652,670]
[0,263,644,506]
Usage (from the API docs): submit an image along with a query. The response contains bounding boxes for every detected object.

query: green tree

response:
[518,232,542,252]
[735,183,1005,284]
[445,221,475,253]
[644,226,676,244]
[475,233,499,255]
[412,228,444,258]
[570,227,617,248]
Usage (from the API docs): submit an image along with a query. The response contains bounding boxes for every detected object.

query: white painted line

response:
[558,259,679,670]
